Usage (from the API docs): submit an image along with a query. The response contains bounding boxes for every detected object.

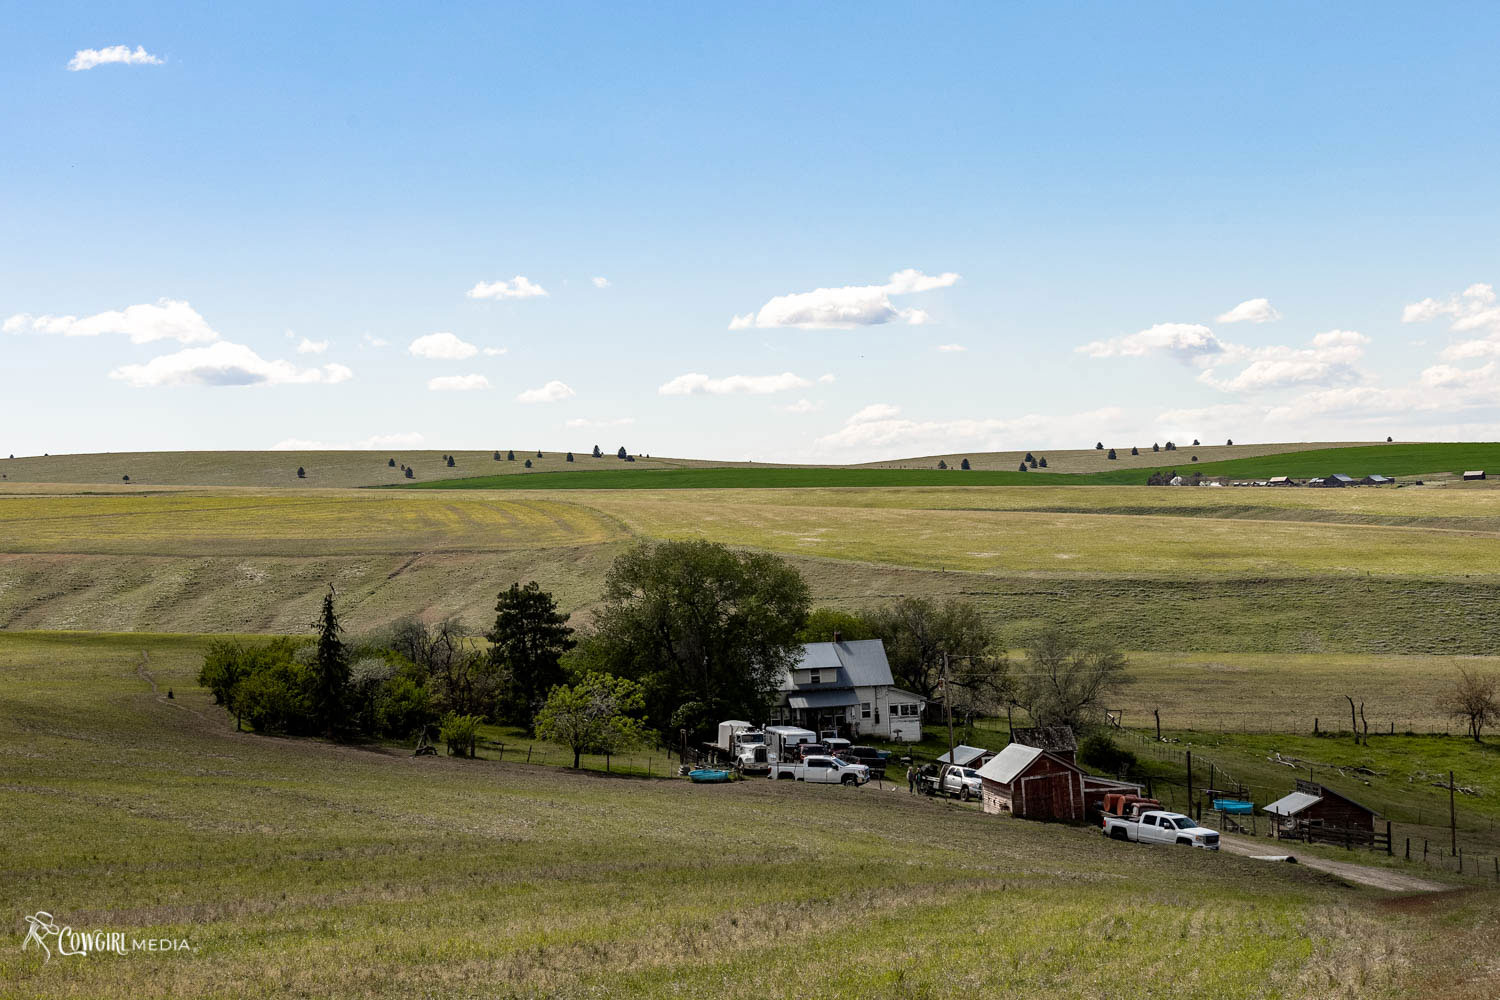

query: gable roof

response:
[780,639,894,691]
[1329,473,1354,483]
[977,743,1044,784]
[1262,791,1320,816]
[936,745,988,767]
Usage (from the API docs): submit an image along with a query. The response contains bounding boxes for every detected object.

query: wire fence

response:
[475,738,684,778]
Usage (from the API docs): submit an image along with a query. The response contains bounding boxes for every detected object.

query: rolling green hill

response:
[400,442,1500,490]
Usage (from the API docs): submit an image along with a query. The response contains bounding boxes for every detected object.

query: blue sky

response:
[4,3,1499,461]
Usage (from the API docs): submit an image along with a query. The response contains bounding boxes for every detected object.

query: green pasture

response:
[3,631,1498,999]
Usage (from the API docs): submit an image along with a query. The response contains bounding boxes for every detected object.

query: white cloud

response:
[427,374,490,392]
[408,332,478,360]
[1197,330,1368,393]
[781,399,824,414]
[815,405,1126,459]
[1077,323,1223,364]
[848,403,902,423]
[591,276,610,289]
[361,333,389,348]
[1216,298,1282,324]
[67,45,162,71]
[295,338,329,355]
[467,275,548,300]
[936,343,967,353]
[566,416,635,428]
[5,298,218,344]
[817,373,836,384]
[270,432,424,451]
[482,347,507,356]
[517,379,576,403]
[1409,283,1500,361]
[658,372,812,396]
[109,342,354,388]
[729,269,959,330]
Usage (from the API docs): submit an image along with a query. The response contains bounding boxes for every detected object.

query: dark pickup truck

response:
[840,745,891,775]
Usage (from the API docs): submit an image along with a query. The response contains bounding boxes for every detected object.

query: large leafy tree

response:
[312,586,351,738]
[1015,628,1130,732]
[488,581,575,729]
[864,596,1006,709]
[534,673,649,768]
[795,607,876,644]
[580,540,810,731]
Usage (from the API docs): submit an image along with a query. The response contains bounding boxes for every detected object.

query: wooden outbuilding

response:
[1464,470,1486,481]
[1361,474,1391,485]
[1262,779,1377,839]
[1008,725,1078,763]
[935,744,994,768]
[976,743,1086,822]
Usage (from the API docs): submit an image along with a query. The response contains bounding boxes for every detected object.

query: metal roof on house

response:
[780,639,895,691]
[936,745,988,766]
[786,689,860,710]
[976,743,1045,785]
[1262,791,1321,816]
[1329,473,1354,483]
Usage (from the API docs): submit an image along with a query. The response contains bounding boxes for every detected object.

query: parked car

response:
[770,755,871,785]
[1102,810,1220,850]
[938,764,983,801]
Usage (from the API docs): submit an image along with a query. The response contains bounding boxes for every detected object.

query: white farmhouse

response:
[768,637,926,742]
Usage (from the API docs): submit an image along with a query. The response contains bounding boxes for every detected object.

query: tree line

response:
[198,540,1130,763]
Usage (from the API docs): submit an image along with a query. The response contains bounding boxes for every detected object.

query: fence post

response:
[1386,821,1392,857]
[527,745,532,764]
[1405,837,1410,861]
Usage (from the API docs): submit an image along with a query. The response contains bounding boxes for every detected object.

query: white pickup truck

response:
[769,755,870,786]
[938,764,983,801]
[1103,810,1220,850]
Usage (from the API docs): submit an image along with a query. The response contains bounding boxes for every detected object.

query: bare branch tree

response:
[1442,669,1499,742]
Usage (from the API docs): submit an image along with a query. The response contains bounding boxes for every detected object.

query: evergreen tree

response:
[1107,448,1117,460]
[1192,439,1200,446]
[446,455,455,468]
[312,586,350,738]
[1152,443,1160,452]
[405,467,414,479]
[1095,442,1103,450]
[1130,446,1139,455]
[524,458,533,468]
[937,459,948,469]
[296,466,306,479]
[566,451,575,462]
[388,458,396,467]
[494,451,501,461]
[960,458,971,470]
[1018,462,1028,472]
[1038,457,1047,468]
[1028,456,1038,468]
[1226,439,1233,446]
[593,445,603,458]
[507,450,515,461]
[488,581,576,730]
[536,450,543,458]
[1024,452,1036,464]
[617,446,628,459]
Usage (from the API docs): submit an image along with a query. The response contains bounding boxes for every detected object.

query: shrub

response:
[507,450,515,461]
[1226,439,1233,446]
[375,674,436,738]
[960,458,971,470]
[524,459,533,468]
[1079,733,1137,774]
[625,455,635,462]
[593,445,603,458]
[122,475,130,482]
[389,458,397,467]
[439,711,481,758]
[1106,449,1117,460]
[1152,443,1160,452]
[493,451,501,461]
[1038,457,1047,468]
[1130,446,1138,456]
[296,467,306,479]
[937,459,948,470]
[1192,455,1198,462]
[1387,436,1393,442]
[1095,442,1103,450]
[404,467,414,479]
[566,452,574,462]
[1164,441,1176,451]
[238,659,318,735]
[1192,439,1200,446]
[536,450,543,458]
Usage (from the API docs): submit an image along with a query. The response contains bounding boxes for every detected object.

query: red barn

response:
[976,743,1086,822]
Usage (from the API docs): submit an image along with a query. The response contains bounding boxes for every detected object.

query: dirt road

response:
[1220,833,1448,892]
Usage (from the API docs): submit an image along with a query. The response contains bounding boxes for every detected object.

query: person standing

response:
[906,763,916,795]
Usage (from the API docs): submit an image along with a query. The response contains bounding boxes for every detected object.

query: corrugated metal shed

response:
[936,745,989,767]
[976,744,1045,785]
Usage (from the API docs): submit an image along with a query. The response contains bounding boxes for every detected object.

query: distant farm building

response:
[1268,475,1294,486]
[1361,474,1391,485]
[1323,473,1355,487]
[1464,470,1486,481]
[1008,725,1078,763]
[977,743,1086,821]
[1262,779,1378,838]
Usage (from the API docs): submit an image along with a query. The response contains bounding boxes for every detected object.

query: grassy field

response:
[3,630,1498,1000]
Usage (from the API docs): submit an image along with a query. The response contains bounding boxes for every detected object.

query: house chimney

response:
[833,630,842,644]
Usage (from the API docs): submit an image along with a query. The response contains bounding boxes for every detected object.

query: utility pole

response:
[942,651,956,770]
[1450,770,1457,856]
[1186,750,1193,816]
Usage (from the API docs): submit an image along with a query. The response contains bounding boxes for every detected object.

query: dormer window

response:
[809,670,821,684]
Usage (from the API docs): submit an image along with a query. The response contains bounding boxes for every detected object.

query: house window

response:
[861,702,871,719]
[896,703,918,717]
[809,670,821,684]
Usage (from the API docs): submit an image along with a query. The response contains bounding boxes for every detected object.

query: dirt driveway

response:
[1219,833,1448,892]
